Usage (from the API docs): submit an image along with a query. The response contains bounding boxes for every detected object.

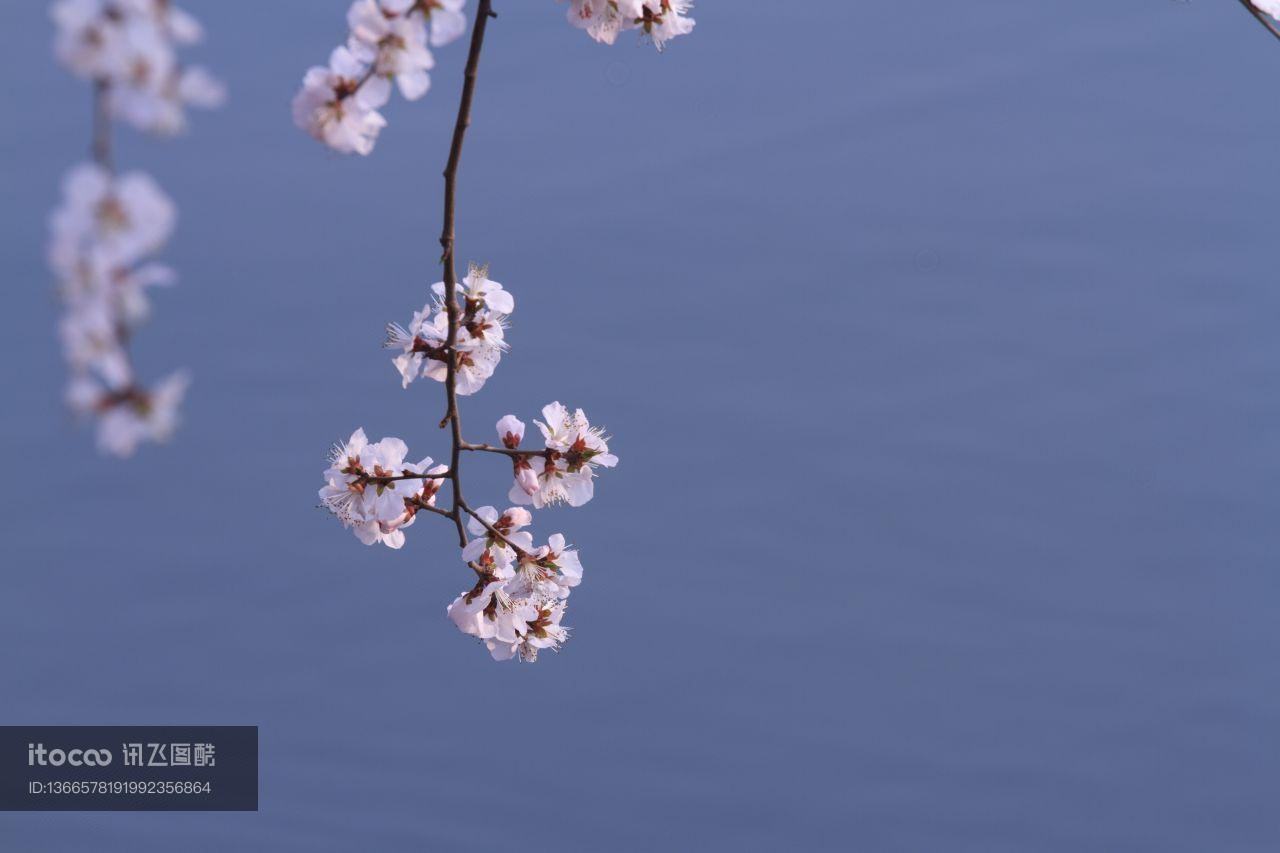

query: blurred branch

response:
[92,78,114,172]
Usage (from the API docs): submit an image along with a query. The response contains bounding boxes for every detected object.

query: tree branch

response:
[91,75,143,387]
[438,0,497,548]
[461,442,546,459]
[357,470,451,484]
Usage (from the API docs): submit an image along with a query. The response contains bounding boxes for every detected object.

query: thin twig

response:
[360,470,451,484]
[461,442,545,459]
[413,502,455,520]
[1239,0,1280,42]
[459,499,531,559]
[438,0,497,548]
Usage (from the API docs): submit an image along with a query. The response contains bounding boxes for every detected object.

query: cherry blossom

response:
[513,533,583,601]
[507,403,618,508]
[431,264,514,315]
[292,47,389,156]
[65,370,189,457]
[51,0,225,134]
[50,0,222,457]
[348,0,437,103]
[461,505,534,561]
[561,0,695,50]
[319,429,446,549]
[386,265,510,395]
[50,164,176,275]
[293,0,469,155]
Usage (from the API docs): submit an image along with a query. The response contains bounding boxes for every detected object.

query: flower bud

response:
[497,414,525,449]
[514,458,539,496]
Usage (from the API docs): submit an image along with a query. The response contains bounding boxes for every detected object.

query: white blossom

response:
[319,429,441,548]
[384,305,448,388]
[1253,1,1280,19]
[51,0,224,134]
[347,0,436,103]
[50,163,176,276]
[509,403,617,508]
[67,369,189,457]
[502,601,570,662]
[561,0,694,50]
[59,297,133,387]
[425,0,468,47]
[293,46,388,156]
[387,265,511,395]
[431,264,513,315]
[48,160,193,455]
[294,0,469,153]
[461,505,534,562]
[513,532,582,601]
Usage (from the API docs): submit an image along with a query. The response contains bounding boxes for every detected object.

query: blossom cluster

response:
[292,0,468,155]
[499,405,618,509]
[294,0,695,155]
[447,506,580,662]
[561,0,695,50]
[319,266,618,661]
[50,1,223,455]
[51,0,225,135]
[52,164,188,455]
[384,263,510,395]
[320,429,448,548]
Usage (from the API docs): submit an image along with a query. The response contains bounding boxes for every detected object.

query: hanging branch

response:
[309,0,694,663]
[440,0,498,548]
[50,1,225,456]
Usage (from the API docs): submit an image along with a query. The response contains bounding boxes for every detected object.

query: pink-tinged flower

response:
[507,403,617,507]
[511,456,541,498]
[319,429,436,548]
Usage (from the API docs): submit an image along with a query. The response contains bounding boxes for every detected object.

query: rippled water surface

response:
[2,2,1278,850]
